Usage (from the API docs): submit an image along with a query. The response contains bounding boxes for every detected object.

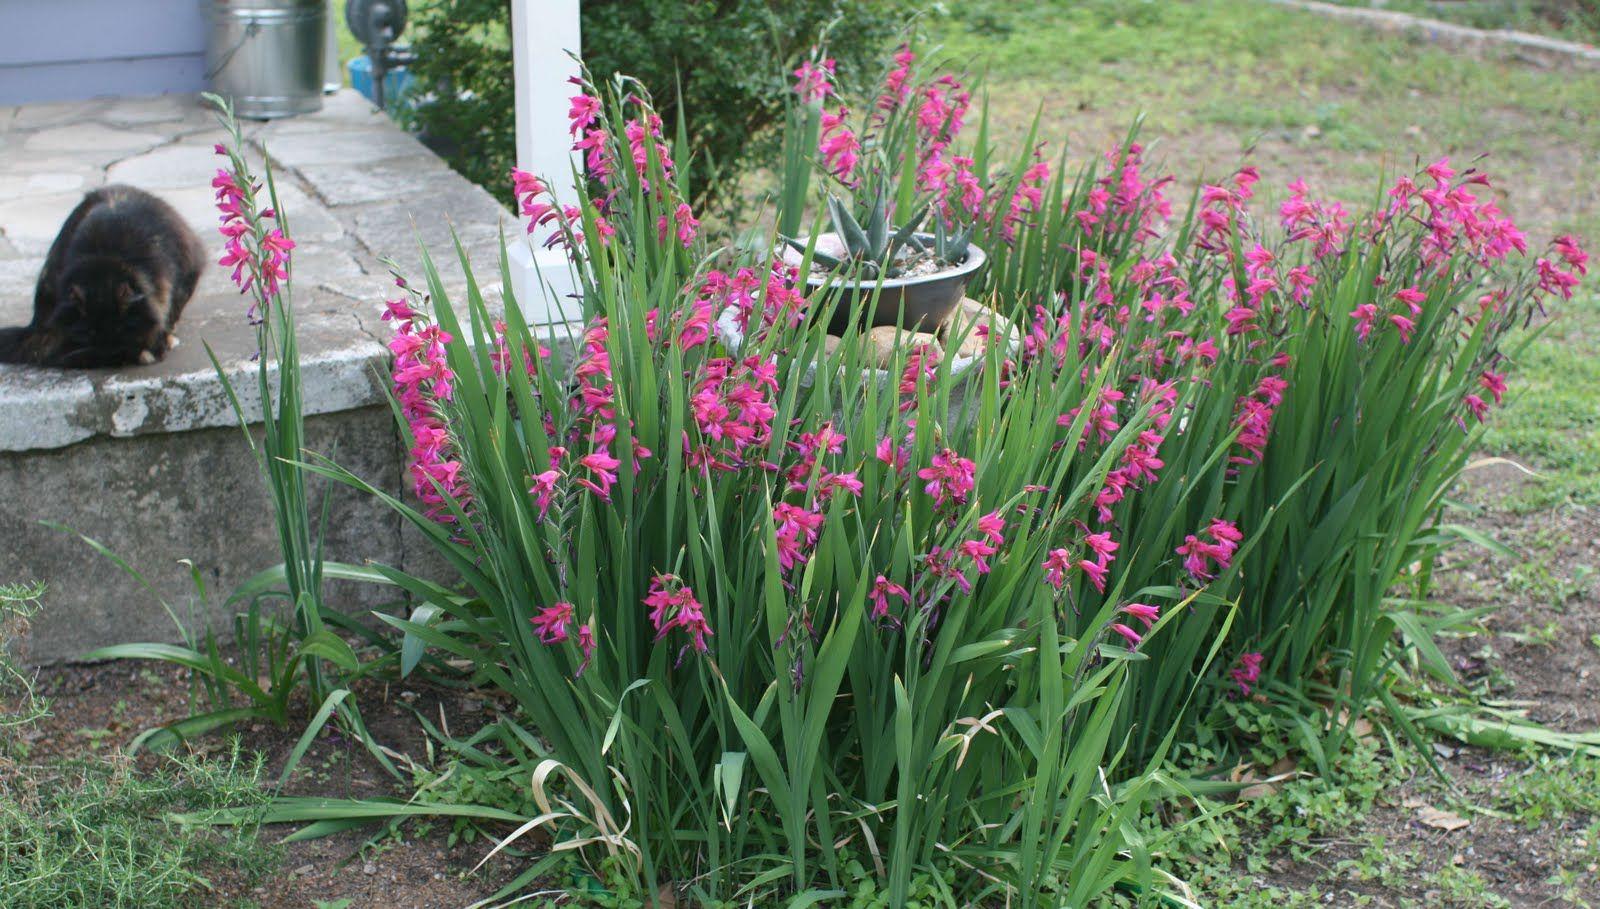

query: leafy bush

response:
[328,43,1586,904]
[150,32,1586,909]
[404,0,915,208]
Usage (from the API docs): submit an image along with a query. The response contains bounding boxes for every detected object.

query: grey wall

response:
[0,0,208,105]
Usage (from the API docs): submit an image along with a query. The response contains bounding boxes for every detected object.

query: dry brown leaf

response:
[1416,805,1470,832]
[1239,782,1278,801]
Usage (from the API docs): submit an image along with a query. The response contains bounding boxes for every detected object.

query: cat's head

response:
[49,258,164,364]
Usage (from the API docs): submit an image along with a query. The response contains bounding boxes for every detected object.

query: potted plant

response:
[787,183,987,334]
[779,48,990,336]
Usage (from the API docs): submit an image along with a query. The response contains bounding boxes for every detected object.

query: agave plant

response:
[788,182,973,280]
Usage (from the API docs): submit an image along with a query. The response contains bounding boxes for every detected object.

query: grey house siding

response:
[0,0,208,105]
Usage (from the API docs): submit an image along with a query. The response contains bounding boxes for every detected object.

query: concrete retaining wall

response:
[0,90,543,663]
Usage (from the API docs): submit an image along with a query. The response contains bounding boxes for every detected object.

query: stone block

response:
[259,126,435,168]
[23,122,169,160]
[0,406,416,664]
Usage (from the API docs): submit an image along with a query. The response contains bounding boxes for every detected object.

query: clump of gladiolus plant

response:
[270,46,1581,909]
[779,46,983,281]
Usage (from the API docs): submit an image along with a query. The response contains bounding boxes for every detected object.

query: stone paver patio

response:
[0,90,511,447]
[0,91,516,661]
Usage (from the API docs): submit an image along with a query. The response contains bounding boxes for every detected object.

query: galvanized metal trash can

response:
[207,0,327,119]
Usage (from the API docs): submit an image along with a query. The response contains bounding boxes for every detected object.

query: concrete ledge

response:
[1266,0,1600,68]
[1,406,427,664]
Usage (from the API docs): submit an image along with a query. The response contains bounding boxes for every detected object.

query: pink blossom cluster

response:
[917,448,977,508]
[1000,158,1050,244]
[383,296,469,523]
[1074,143,1174,241]
[1042,530,1118,594]
[819,106,860,185]
[1110,602,1161,648]
[875,45,916,112]
[645,573,713,654]
[1232,373,1288,467]
[1231,651,1264,696]
[793,57,836,104]
[1176,520,1242,583]
[212,148,295,323]
[686,355,779,475]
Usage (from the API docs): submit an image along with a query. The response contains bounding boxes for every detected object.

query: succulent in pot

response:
[778,45,996,335]
[787,184,987,334]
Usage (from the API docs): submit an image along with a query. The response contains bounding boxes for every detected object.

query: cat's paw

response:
[165,333,180,350]
[137,349,157,365]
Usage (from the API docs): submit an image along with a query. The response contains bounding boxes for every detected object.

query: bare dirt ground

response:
[1209,470,1600,907]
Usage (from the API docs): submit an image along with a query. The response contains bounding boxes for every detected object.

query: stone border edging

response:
[1265,0,1600,68]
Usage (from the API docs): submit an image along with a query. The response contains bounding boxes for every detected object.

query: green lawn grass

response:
[929,0,1600,241]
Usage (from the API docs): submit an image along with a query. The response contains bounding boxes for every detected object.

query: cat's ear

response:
[114,282,144,308]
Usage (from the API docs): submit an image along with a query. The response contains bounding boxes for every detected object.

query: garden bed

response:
[15,484,1597,908]
[3,3,1600,902]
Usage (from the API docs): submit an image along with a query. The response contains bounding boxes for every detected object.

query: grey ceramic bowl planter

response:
[800,233,988,335]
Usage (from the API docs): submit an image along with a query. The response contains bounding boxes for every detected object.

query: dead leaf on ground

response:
[1416,805,1470,832]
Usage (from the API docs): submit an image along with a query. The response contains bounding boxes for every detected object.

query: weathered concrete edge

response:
[1266,0,1600,67]
[0,335,389,452]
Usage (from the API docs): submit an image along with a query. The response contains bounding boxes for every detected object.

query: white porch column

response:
[507,0,583,324]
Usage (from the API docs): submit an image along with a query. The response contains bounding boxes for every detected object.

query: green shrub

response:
[327,46,1578,905]
[404,0,915,208]
[119,30,1585,909]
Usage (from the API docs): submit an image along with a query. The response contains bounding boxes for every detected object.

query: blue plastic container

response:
[348,55,413,109]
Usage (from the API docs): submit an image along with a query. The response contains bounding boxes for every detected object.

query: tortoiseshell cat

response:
[0,185,204,367]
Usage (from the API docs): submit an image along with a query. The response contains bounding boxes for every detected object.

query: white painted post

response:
[507,0,583,325]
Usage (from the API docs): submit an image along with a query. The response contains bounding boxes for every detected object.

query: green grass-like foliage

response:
[0,746,274,909]
[246,42,1577,909]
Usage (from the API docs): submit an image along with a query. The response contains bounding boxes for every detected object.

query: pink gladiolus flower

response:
[528,468,560,521]
[773,502,825,572]
[960,538,998,574]
[674,203,699,248]
[1388,314,1415,343]
[876,434,910,473]
[576,624,596,676]
[567,93,600,137]
[976,510,1006,546]
[918,449,977,507]
[1350,303,1378,341]
[877,45,915,110]
[1109,623,1143,647]
[870,574,909,619]
[1479,370,1506,405]
[644,574,712,653]
[1463,393,1489,423]
[1394,286,1426,315]
[1177,519,1241,582]
[1084,532,1118,563]
[1079,559,1109,593]
[793,58,836,103]
[1121,602,1160,629]
[531,601,574,644]
[818,107,860,184]
[1552,234,1589,275]
[1231,651,1264,695]
[1042,548,1073,590]
[577,450,621,501]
